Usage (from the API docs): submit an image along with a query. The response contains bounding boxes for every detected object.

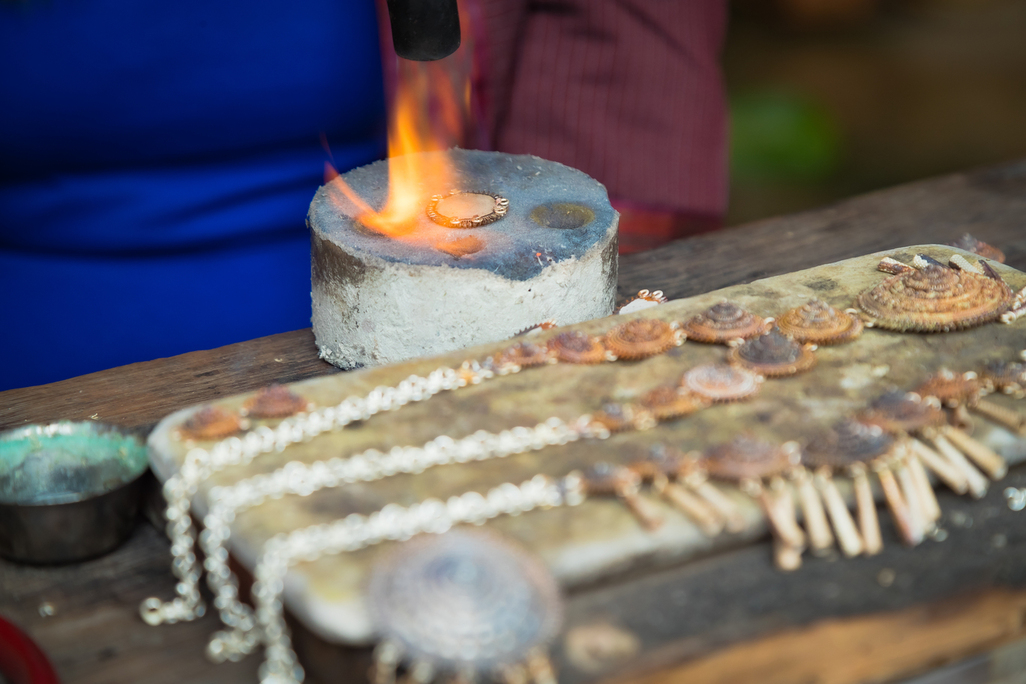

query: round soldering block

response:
[309,149,618,369]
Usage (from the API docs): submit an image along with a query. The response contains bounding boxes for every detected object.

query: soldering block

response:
[308,149,619,369]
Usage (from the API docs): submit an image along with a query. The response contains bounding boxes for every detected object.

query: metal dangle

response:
[912,369,1011,481]
[858,390,977,498]
[626,446,738,536]
[241,385,311,419]
[945,234,1006,263]
[982,360,1026,398]
[368,530,562,684]
[701,436,805,570]
[617,289,668,315]
[979,361,1026,432]
[582,462,665,530]
[775,299,863,346]
[856,256,1015,332]
[726,328,817,378]
[680,300,771,345]
[602,318,684,360]
[803,418,935,553]
[680,362,764,403]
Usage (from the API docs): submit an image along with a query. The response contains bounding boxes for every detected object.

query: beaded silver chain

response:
[200,414,607,662]
[252,472,587,684]
[141,364,496,627]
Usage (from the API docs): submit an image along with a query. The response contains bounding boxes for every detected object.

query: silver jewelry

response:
[201,414,603,662]
[251,472,585,684]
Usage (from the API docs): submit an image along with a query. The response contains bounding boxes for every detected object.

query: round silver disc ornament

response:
[367,529,563,673]
[426,191,510,229]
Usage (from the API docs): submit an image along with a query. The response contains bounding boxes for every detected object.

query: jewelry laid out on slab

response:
[141,250,1026,684]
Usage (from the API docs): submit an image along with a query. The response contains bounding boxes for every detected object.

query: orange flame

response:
[329,53,472,238]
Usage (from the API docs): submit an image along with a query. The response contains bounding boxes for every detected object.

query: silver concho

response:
[367,529,562,673]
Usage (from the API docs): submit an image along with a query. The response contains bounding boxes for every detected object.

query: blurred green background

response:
[724,0,1026,225]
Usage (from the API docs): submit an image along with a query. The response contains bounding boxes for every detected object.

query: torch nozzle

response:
[385,0,461,61]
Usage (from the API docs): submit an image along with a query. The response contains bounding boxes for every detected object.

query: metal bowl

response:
[0,421,149,564]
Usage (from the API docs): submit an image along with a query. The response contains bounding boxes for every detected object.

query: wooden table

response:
[3,161,1026,684]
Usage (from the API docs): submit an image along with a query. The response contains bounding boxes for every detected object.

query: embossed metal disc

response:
[603,319,681,360]
[426,191,510,229]
[859,390,946,433]
[855,263,1013,332]
[242,384,309,419]
[726,329,816,377]
[547,331,607,365]
[680,301,769,345]
[680,362,763,403]
[703,435,793,481]
[775,299,863,345]
[178,406,242,441]
[639,386,708,421]
[803,419,894,469]
[367,529,563,672]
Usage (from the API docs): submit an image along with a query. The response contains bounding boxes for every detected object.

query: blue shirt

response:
[0,0,387,390]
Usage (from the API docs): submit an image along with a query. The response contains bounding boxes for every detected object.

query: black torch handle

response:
[385,0,461,61]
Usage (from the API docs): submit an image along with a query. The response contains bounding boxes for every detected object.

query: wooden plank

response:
[2,161,1025,434]
[549,467,1026,684]
[0,328,339,431]
[0,523,259,684]
[615,160,1026,303]
[611,588,1026,684]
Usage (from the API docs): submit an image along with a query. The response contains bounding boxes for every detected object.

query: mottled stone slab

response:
[148,245,1026,646]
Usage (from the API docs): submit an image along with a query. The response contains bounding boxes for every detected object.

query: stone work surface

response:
[149,245,1026,645]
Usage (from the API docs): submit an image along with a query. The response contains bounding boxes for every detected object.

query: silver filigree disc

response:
[367,529,562,672]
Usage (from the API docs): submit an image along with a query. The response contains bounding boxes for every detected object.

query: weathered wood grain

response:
[0,328,339,431]
[616,160,1026,303]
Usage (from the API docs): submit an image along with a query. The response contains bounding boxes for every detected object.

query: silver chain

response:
[140,364,488,626]
[252,472,587,684]
[201,413,606,662]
